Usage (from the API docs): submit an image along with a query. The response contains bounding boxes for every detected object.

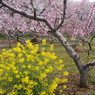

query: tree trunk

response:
[53,31,89,88]
[80,70,88,88]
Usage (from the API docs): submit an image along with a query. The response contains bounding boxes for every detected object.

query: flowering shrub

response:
[0,39,68,95]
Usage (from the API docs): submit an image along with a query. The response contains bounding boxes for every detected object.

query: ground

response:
[56,74,95,95]
[0,40,17,46]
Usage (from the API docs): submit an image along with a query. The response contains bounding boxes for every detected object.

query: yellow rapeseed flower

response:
[17,84,23,90]
[11,90,17,95]
[14,84,17,88]
[26,39,30,44]
[2,49,6,52]
[40,91,46,95]
[16,74,20,78]
[62,78,67,83]
[45,69,50,73]
[63,85,67,89]
[14,70,18,74]
[35,66,40,71]
[0,64,4,68]
[27,65,31,69]
[18,58,25,63]
[58,59,63,63]
[54,77,60,83]
[29,80,34,85]
[40,73,46,79]
[17,47,21,52]
[42,39,46,45]
[17,42,21,47]
[5,73,8,76]
[48,66,53,72]
[39,62,43,65]
[5,67,10,71]
[59,90,63,93]
[3,76,7,80]
[0,88,6,94]
[63,71,69,76]
[27,43,34,49]
[21,65,26,68]
[0,77,2,80]
[41,51,46,56]
[8,77,13,82]
[22,76,29,83]
[24,71,29,75]
[42,47,46,51]
[18,53,22,58]
[44,58,49,65]
[50,44,54,51]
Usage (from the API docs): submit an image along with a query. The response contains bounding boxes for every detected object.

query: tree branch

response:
[84,60,95,70]
[30,0,37,19]
[16,33,26,47]
[78,37,92,50]
[90,35,95,43]
[1,0,54,31]
[0,4,3,8]
[55,0,67,31]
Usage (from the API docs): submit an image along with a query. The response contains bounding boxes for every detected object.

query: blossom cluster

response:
[0,39,68,95]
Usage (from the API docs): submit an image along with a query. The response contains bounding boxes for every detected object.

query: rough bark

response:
[80,70,88,87]
[54,31,83,72]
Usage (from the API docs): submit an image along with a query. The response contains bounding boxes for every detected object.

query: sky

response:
[73,0,95,2]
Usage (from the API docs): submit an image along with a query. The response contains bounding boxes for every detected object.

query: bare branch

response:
[78,37,92,50]
[84,60,95,70]
[30,0,37,18]
[55,0,67,31]
[0,4,3,8]
[62,17,73,27]
[90,35,95,43]
[16,33,26,47]
[39,8,45,15]
[86,66,95,72]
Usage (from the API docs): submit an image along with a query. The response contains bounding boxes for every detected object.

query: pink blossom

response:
[84,48,87,50]
[0,10,3,13]
[79,29,84,37]
[79,43,82,46]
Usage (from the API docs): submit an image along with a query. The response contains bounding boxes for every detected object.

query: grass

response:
[90,78,95,84]
[92,92,95,95]
[0,35,7,40]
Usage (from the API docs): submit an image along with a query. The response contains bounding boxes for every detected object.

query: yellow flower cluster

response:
[63,71,69,76]
[50,44,54,51]
[0,39,68,95]
[42,39,46,45]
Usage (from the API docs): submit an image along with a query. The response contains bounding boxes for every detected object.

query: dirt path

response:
[0,40,17,46]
